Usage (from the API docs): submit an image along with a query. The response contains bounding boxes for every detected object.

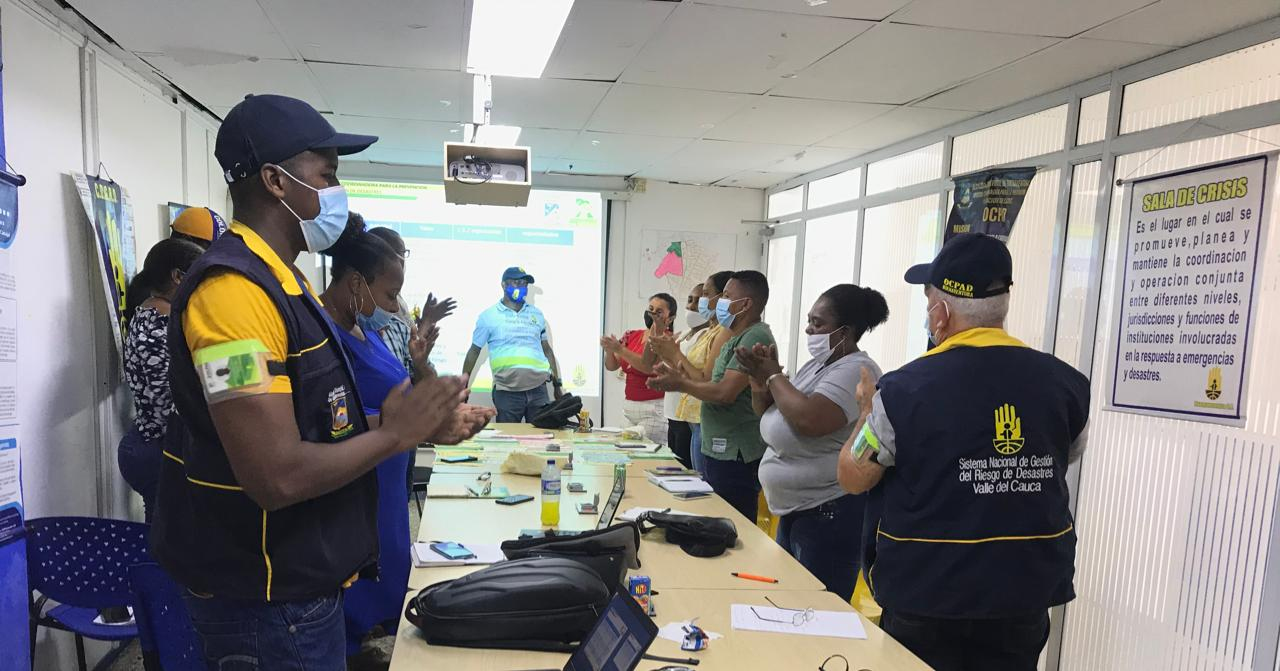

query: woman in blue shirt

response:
[319,217,491,658]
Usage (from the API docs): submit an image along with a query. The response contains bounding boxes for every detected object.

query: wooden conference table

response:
[389,424,929,670]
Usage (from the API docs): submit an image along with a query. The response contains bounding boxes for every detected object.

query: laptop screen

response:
[564,594,658,671]
[595,467,626,530]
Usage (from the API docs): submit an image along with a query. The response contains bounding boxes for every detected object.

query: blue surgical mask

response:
[355,277,395,333]
[697,296,715,321]
[276,167,349,253]
[716,297,744,329]
[505,284,526,304]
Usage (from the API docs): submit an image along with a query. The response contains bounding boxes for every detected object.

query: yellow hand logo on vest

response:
[993,403,1025,455]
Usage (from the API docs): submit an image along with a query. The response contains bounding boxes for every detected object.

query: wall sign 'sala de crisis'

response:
[1110,152,1275,426]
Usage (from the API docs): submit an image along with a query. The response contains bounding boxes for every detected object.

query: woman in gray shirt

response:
[735,284,889,600]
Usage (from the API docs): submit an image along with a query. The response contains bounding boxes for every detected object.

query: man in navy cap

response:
[463,266,564,422]
[152,94,485,670]
[837,233,1091,671]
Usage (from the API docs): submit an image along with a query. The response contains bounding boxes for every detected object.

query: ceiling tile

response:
[264,0,464,70]
[76,0,291,60]
[141,56,327,109]
[621,3,875,93]
[706,97,892,145]
[516,128,582,159]
[693,0,915,21]
[562,132,692,172]
[764,146,864,173]
[715,170,801,189]
[308,63,468,121]
[327,116,462,152]
[487,77,612,130]
[544,0,676,80]
[818,106,977,149]
[919,39,1170,111]
[357,147,443,167]
[587,84,753,137]
[541,159,644,177]
[892,0,1154,38]
[639,139,803,185]
[772,24,1057,104]
[1084,0,1280,46]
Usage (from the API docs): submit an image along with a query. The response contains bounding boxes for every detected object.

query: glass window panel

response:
[1076,92,1110,146]
[1003,168,1061,352]
[1120,37,1280,134]
[1052,161,1102,370]
[866,142,944,196]
[808,168,862,209]
[764,234,798,370]
[768,186,803,218]
[951,105,1068,175]
[858,196,940,372]
[797,212,859,366]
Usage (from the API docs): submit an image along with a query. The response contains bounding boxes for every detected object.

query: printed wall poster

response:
[945,167,1038,243]
[639,230,738,301]
[73,173,136,355]
[1109,153,1274,426]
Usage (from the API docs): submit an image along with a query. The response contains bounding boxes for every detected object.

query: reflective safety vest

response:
[152,233,377,602]
[869,329,1090,618]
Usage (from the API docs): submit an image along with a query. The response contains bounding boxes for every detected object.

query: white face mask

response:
[685,310,710,330]
[275,167,349,253]
[807,328,846,360]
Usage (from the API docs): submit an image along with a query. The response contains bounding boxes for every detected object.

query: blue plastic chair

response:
[25,516,149,671]
[129,563,207,671]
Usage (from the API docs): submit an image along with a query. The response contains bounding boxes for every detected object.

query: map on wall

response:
[639,229,738,300]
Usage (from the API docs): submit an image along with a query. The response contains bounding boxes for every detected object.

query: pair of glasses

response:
[397,249,411,259]
[750,596,815,626]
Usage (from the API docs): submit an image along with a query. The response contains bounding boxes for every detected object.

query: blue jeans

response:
[183,591,346,670]
[690,425,707,476]
[118,426,162,522]
[703,454,760,522]
[880,610,1050,671]
[492,386,550,423]
[776,494,865,600]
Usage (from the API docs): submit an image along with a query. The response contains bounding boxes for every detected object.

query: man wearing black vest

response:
[838,233,1090,671]
[152,94,487,670]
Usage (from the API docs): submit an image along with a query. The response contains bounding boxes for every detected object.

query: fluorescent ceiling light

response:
[475,124,523,146]
[467,0,575,78]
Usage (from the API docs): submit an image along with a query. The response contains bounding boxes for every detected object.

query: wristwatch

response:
[551,378,563,387]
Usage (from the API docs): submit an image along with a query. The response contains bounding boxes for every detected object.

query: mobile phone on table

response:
[440,455,478,463]
[429,542,475,560]
[673,491,711,500]
[496,494,534,506]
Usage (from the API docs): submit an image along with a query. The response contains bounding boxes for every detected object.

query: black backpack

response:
[404,557,610,652]
[637,511,739,557]
[530,393,586,430]
[500,523,641,593]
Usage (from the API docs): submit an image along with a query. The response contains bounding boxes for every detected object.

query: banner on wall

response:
[945,167,1038,243]
[1108,153,1274,426]
[72,173,137,355]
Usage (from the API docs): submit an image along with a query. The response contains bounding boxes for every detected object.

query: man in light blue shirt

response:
[463,267,564,422]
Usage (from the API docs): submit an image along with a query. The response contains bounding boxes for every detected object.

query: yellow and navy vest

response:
[152,234,378,602]
[869,331,1090,618]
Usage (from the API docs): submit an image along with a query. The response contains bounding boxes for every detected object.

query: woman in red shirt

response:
[602,293,676,445]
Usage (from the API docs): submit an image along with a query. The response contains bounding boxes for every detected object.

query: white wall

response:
[2,0,227,667]
[602,181,764,427]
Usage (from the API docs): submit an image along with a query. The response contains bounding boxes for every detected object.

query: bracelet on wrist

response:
[765,372,787,388]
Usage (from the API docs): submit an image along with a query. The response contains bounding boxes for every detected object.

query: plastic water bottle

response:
[541,459,561,527]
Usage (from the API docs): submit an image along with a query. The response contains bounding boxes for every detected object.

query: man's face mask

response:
[716,297,747,329]
[925,300,949,348]
[274,166,349,253]
[505,283,527,303]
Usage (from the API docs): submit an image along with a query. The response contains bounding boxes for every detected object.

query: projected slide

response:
[345,181,604,396]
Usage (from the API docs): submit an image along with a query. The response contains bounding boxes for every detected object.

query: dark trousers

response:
[776,494,865,601]
[703,455,760,522]
[491,386,550,423]
[183,591,346,671]
[118,426,162,522]
[667,420,693,469]
[880,610,1050,671]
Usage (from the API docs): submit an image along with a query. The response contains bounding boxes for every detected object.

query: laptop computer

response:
[595,466,626,530]
[521,592,660,671]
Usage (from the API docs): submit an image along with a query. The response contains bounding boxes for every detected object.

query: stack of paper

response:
[729,605,867,639]
[411,543,506,568]
[646,472,714,494]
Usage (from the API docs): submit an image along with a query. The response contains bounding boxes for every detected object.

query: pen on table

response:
[731,572,779,584]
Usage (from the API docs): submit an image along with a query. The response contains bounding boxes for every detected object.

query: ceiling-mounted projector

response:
[443,142,531,207]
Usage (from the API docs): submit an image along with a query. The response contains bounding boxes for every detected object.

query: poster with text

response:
[73,173,136,355]
[0,250,18,545]
[945,167,1038,243]
[1109,153,1273,425]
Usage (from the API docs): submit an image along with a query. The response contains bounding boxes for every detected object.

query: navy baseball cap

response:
[905,233,1013,299]
[215,94,378,183]
[502,267,535,283]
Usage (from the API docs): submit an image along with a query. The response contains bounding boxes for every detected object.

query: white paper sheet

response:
[730,605,867,639]
[411,543,506,567]
[657,620,723,644]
